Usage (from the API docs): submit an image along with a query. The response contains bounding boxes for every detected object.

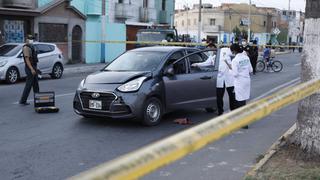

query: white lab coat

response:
[230,53,253,101]
[193,55,216,67]
[217,48,234,88]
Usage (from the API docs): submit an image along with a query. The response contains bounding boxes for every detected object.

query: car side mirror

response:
[164,66,175,77]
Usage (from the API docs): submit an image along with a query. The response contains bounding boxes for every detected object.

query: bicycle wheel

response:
[271,60,283,72]
[256,60,265,72]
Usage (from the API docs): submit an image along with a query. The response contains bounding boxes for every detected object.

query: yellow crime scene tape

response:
[72,40,304,48]
[68,78,320,180]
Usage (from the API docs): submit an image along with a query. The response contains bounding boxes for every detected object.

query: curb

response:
[64,64,105,75]
[246,123,297,177]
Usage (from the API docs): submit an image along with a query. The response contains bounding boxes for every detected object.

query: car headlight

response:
[77,79,85,90]
[117,77,147,92]
[0,60,8,67]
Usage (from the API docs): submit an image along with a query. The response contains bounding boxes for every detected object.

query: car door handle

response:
[200,76,212,80]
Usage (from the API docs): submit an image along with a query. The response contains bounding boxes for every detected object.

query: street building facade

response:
[175,3,280,45]
[1,0,175,64]
[0,0,86,63]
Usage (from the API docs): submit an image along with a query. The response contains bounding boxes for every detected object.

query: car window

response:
[36,44,54,54]
[166,51,187,75]
[187,50,216,73]
[0,45,21,57]
[105,51,166,72]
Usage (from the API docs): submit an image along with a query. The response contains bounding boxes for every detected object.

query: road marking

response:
[252,77,301,101]
[294,63,302,66]
[13,92,75,104]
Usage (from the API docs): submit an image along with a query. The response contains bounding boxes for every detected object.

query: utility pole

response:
[289,0,291,10]
[101,0,106,63]
[198,0,202,43]
[248,0,251,41]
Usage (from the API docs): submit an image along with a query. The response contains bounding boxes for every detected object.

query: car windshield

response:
[0,45,21,57]
[105,51,166,72]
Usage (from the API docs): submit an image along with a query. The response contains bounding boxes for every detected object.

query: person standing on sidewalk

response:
[224,43,253,129]
[19,35,39,105]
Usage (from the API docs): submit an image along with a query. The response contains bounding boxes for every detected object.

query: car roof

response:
[1,42,56,46]
[130,46,196,53]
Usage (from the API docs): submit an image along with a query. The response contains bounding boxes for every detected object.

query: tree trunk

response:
[294,0,320,155]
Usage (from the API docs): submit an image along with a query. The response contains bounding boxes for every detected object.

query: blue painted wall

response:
[38,0,53,7]
[155,0,175,24]
[105,23,126,62]
[85,16,102,64]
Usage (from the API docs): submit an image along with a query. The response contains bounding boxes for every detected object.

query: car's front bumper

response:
[73,89,146,119]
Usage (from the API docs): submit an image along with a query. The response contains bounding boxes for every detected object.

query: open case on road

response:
[34,92,59,113]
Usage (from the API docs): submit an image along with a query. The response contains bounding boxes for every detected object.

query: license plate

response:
[89,100,102,110]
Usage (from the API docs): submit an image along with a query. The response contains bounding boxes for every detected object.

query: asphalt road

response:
[0,52,301,180]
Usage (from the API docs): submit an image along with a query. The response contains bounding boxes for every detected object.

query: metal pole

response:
[198,0,202,43]
[248,0,251,41]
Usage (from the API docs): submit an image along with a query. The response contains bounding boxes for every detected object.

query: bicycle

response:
[256,57,283,73]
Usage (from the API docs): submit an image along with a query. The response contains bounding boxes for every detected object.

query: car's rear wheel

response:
[142,97,163,126]
[5,67,19,84]
[51,63,63,79]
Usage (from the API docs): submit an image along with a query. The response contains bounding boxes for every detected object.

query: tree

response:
[294,0,320,156]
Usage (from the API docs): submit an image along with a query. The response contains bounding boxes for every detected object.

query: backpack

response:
[23,44,39,65]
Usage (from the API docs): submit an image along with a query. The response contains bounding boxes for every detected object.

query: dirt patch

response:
[246,143,320,180]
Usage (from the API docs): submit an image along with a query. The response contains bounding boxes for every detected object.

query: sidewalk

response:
[63,63,107,74]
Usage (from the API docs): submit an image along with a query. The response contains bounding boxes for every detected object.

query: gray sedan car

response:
[73,46,219,126]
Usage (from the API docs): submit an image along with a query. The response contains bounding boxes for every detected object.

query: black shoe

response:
[19,102,30,106]
[242,125,249,129]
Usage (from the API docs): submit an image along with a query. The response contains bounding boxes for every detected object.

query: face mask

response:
[28,40,34,44]
[242,41,247,46]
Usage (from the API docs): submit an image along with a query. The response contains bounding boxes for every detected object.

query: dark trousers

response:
[250,56,258,74]
[217,84,236,115]
[20,66,39,103]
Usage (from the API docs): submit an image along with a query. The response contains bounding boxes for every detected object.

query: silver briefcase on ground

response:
[34,92,59,113]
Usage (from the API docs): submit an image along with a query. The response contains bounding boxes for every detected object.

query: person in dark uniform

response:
[19,35,39,105]
[250,40,259,74]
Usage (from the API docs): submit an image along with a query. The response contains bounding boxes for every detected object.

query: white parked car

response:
[0,42,64,84]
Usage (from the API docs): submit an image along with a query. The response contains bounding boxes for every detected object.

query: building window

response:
[283,11,286,16]
[187,19,191,26]
[162,0,166,11]
[143,0,148,8]
[210,19,216,26]
[263,21,266,27]
[118,0,123,3]
[274,22,277,27]
[182,20,184,27]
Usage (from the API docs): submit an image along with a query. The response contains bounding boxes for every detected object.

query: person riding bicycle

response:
[263,44,271,69]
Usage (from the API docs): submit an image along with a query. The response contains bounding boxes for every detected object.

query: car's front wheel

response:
[142,97,163,126]
[51,63,63,79]
[5,67,19,84]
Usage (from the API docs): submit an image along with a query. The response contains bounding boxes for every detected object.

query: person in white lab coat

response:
[216,46,236,115]
[225,43,253,128]
[192,43,217,67]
